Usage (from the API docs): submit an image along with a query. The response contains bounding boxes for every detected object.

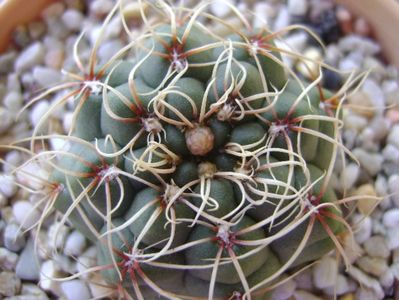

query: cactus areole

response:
[23,1,353,299]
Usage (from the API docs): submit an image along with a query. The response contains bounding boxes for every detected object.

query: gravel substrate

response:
[0,0,398,299]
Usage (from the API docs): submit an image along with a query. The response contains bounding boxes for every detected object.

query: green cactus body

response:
[35,2,351,299]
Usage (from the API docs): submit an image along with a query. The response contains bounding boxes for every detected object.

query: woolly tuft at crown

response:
[2,0,377,299]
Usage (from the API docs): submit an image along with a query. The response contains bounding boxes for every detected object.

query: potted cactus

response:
[6,0,371,299]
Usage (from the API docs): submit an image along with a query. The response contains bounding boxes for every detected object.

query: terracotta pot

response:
[0,0,56,52]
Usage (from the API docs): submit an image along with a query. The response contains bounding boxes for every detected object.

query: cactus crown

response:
[7,1,368,299]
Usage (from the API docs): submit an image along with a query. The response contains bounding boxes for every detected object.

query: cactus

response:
[8,1,368,299]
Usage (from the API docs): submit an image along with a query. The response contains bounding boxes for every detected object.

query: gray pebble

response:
[32,66,62,88]
[348,267,384,299]
[60,280,91,300]
[0,247,19,271]
[355,287,384,300]
[364,235,390,259]
[0,272,21,297]
[271,278,296,300]
[352,148,383,176]
[382,208,399,228]
[386,227,399,250]
[338,35,380,56]
[61,9,85,31]
[293,290,322,300]
[0,51,17,74]
[0,107,13,134]
[15,42,45,73]
[362,79,385,116]
[382,144,399,163]
[388,174,399,206]
[287,0,308,16]
[380,268,394,289]
[4,91,23,113]
[387,124,399,149]
[20,283,50,299]
[64,230,86,257]
[313,256,337,289]
[340,163,359,191]
[273,7,290,32]
[3,151,22,174]
[353,214,372,244]
[324,274,356,295]
[4,223,26,252]
[7,73,22,93]
[356,256,389,277]
[16,239,40,281]
[0,174,17,198]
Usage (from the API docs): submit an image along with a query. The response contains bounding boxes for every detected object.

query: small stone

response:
[15,42,45,72]
[382,208,399,228]
[282,32,308,55]
[288,0,308,16]
[348,267,384,299]
[271,278,296,300]
[32,66,62,88]
[61,9,84,31]
[64,230,87,257]
[294,270,313,290]
[296,47,322,79]
[0,174,17,198]
[382,144,399,163]
[324,274,356,296]
[252,3,275,27]
[0,272,21,296]
[273,7,290,32]
[210,0,233,18]
[352,214,372,244]
[379,268,394,289]
[45,48,64,69]
[343,112,368,131]
[352,148,383,177]
[4,223,26,252]
[60,280,91,300]
[356,256,389,277]
[353,184,378,216]
[0,107,13,134]
[364,235,390,259]
[355,287,384,300]
[47,223,69,251]
[313,256,338,289]
[0,51,17,74]
[338,35,380,56]
[362,79,385,116]
[3,151,22,174]
[29,101,50,128]
[16,239,40,281]
[39,260,62,293]
[388,174,399,206]
[20,283,50,299]
[338,56,359,72]
[13,201,41,230]
[90,0,115,17]
[369,116,390,141]
[386,227,399,250]
[387,125,399,149]
[386,109,399,124]
[340,163,359,191]
[0,247,19,270]
[293,290,322,300]
[7,73,22,93]
[346,91,375,119]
